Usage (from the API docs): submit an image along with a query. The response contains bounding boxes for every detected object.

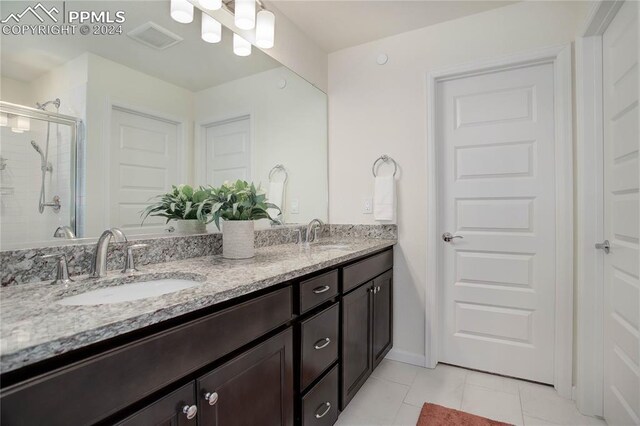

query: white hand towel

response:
[267,181,284,220]
[374,175,395,221]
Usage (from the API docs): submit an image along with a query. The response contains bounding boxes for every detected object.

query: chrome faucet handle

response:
[123,244,148,274]
[41,252,74,285]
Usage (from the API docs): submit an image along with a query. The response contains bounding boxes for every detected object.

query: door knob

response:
[442,232,464,242]
[595,240,610,254]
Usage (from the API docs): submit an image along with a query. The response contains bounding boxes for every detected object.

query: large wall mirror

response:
[0,0,328,249]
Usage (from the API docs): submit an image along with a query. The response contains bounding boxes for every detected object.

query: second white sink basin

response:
[58,279,200,306]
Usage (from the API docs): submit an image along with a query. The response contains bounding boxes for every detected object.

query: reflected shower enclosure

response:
[0,101,81,248]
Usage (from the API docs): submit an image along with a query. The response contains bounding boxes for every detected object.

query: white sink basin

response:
[58,279,200,306]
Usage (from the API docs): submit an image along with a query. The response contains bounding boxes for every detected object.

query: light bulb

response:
[199,0,221,10]
[233,33,251,56]
[255,10,275,48]
[201,13,221,43]
[171,0,194,23]
[235,0,255,30]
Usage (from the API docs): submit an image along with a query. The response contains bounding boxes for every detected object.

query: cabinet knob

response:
[204,391,219,406]
[315,402,331,419]
[182,404,197,420]
[314,337,331,350]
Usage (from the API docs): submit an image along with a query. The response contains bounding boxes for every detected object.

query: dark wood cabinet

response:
[300,303,339,390]
[197,329,294,426]
[341,282,373,408]
[372,270,393,368]
[341,250,393,409]
[116,383,197,426]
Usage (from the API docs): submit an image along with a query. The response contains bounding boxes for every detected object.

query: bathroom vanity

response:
[0,238,394,426]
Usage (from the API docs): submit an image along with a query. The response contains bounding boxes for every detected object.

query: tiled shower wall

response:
[0,120,74,248]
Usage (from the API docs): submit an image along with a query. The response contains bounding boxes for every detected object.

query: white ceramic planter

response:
[174,219,207,234]
[223,220,255,259]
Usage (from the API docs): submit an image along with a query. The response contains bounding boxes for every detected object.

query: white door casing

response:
[202,116,251,187]
[426,45,574,397]
[109,106,180,235]
[602,1,639,424]
[437,63,556,383]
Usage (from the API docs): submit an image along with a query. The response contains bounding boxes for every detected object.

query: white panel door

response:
[603,1,639,424]
[438,63,557,383]
[110,107,179,234]
[204,116,251,187]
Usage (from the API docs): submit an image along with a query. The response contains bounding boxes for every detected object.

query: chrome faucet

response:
[53,226,75,239]
[305,219,324,243]
[90,228,127,278]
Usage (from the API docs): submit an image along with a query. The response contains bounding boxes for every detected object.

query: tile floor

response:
[335,361,607,426]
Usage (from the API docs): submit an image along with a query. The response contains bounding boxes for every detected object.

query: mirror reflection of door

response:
[203,116,252,187]
[109,106,180,235]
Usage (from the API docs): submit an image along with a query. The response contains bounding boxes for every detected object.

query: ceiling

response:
[270,0,517,53]
[0,1,280,91]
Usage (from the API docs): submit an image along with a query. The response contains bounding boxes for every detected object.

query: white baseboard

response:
[385,348,427,367]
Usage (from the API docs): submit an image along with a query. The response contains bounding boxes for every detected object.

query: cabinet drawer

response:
[116,382,196,426]
[302,365,339,426]
[342,249,393,293]
[0,287,292,426]
[299,270,338,314]
[300,303,339,390]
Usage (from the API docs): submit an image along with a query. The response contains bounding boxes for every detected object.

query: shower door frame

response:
[0,101,83,237]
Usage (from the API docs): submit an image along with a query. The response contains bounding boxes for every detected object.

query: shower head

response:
[36,98,60,111]
[30,140,43,155]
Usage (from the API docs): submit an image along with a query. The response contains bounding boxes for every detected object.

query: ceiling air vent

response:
[127,22,183,50]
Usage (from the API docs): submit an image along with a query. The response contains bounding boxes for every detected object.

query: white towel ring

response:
[372,155,398,177]
[269,164,288,183]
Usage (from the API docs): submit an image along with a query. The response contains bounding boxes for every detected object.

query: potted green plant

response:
[198,180,280,259]
[141,184,211,234]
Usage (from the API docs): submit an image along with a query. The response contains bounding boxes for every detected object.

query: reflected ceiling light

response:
[201,13,221,43]
[233,33,251,56]
[255,10,274,49]
[171,0,194,24]
[235,0,256,30]
[0,113,7,127]
[11,116,30,133]
[199,0,222,10]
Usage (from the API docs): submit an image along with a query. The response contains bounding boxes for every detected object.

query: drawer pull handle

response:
[315,402,331,419]
[313,285,331,294]
[182,404,198,420]
[204,391,219,406]
[314,337,331,350]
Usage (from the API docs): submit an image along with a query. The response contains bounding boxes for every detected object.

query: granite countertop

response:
[0,238,395,374]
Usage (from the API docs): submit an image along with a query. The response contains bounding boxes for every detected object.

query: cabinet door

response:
[116,383,196,426]
[341,282,372,409]
[372,270,393,368]
[197,328,294,426]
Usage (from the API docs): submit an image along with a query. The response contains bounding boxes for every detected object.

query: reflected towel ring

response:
[269,164,288,183]
[372,155,398,177]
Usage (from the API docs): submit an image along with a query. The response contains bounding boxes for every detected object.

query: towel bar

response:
[372,155,398,177]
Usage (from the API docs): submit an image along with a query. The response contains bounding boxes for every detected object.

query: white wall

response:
[327,1,592,364]
[194,66,328,225]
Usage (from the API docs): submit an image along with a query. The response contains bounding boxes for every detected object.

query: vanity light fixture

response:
[234,0,256,30]
[201,13,222,43]
[199,0,222,10]
[233,33,252,56]
[255,9,275,48]
[170,0,194,24]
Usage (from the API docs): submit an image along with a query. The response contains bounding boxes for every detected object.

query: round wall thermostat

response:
[376,54,388,65]
[277,78,287,89]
